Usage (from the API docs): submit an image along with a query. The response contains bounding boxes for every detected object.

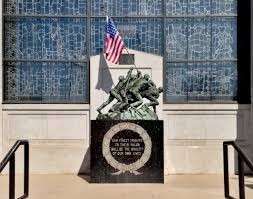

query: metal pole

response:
[238,155,245,199]
[223,143,230,198]
[9,154,15,199]
[24,142,29,196]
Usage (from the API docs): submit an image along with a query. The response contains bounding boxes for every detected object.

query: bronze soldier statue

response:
[140,86,163,113]
[97,68,133,114]
[96,68,163,120]
[108,69,142,113]
[128,70,142,89]
[128,74,150,108]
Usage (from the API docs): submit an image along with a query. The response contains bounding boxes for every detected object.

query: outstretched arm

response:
[123,67,134,84]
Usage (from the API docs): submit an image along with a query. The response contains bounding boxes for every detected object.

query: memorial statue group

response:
[97,67,163,115]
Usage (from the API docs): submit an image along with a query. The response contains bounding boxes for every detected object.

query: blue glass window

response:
[4,62,87,102]
[166,0,237,16]
[91,0,162,16]
[165,63,188,101]
[212,0,237,14]
[166,19,188,60]
[4,0,87,15]
[91,18,163,56]
[165,0,237,102]
[166,0,187,16]
[211,62,237,100]
[165,62,237,101]
[4,0,88,103]
[188,18,211,60]
[3,0,238,103]
[4,18,87,61]
[212,18,237,59]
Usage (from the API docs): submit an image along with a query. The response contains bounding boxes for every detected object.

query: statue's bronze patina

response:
[97,68,163,120]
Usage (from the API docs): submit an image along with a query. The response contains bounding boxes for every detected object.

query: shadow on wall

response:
[78,146,91,182]
[78,147,90,176]
[95,54,114,94]
[77,54,114,182]
[236,105,253,174]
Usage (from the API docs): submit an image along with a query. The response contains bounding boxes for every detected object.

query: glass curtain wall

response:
[3,0,88,103]
[165,0,237,101]
[3,0,238,103]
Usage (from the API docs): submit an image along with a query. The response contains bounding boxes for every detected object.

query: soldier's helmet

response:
[118,76,124,81]
[144,74,150,80]
[158,87,163,93]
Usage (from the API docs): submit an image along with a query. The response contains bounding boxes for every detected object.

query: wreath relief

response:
[102,122,152,175]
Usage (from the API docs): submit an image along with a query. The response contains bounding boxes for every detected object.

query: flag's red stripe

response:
[113,37,124,63]
[105,22,125,64]
[105,35,112,54]
[113,42,124,64]
[107,34,120,61]
[111,38,124,63]
[110,35,122,62]
[107,34,118,60]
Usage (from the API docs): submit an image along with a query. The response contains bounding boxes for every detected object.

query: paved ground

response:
[0,174,253,199]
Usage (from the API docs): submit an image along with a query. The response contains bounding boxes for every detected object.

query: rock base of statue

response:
[97,104,158,120]
[91,120,164,183]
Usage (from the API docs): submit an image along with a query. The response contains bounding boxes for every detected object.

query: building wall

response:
[0,1,252,175]
[1,50,251,174]
[1,105,90,174]
[1,96,249,174]
[164,104,250,174]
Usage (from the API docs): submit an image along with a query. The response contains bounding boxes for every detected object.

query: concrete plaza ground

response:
[0,174,253,199]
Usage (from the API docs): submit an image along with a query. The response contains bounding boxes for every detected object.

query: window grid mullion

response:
[3,2,88,103]
[164,0,238,102]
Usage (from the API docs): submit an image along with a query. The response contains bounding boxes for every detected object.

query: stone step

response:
[0,174,253,199]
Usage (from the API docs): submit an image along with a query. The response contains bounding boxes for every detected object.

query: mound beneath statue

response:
[97,104,158,120]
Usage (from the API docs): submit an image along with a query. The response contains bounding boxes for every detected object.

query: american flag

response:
[105,16,125,64]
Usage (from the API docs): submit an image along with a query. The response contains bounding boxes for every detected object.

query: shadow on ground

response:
[77,175,91,183]
[77,146,91,183]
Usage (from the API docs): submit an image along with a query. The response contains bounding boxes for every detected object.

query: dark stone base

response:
[91,120,164,183]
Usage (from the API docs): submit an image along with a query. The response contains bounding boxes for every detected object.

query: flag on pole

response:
[105,16,125,64]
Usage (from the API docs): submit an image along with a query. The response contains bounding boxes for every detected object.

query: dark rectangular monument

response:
[91,120,164,183]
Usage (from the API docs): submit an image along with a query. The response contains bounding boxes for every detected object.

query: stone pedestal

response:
[91,120,164,183]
